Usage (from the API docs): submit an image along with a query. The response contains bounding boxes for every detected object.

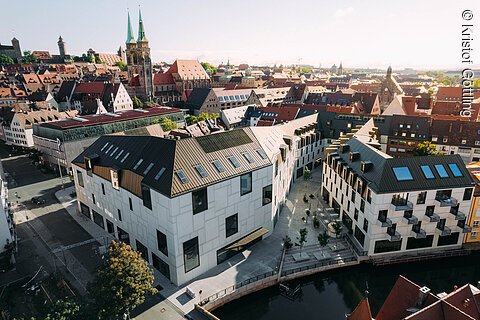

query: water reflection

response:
[214,252,480,320]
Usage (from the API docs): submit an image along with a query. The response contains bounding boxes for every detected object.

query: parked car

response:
[31,197,46,205]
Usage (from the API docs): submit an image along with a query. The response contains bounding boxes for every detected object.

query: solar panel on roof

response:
[120,152,130,163]
[133,159,144,170]
[143,163,154,175]
[242,152,255,164]
[197,130,252,153]
[212,160,225,173]
[195,165,208,178]
[154,168,166,180]
[176,170,189,184]
[228,156,241,168]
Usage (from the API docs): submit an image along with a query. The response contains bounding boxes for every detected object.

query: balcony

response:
[435,195,458,207]
[450,207,466,220]
[424,212,440,222]
[404,215,419,225]
[387,230,402,242]
[391,197,413,211]
[436,226,451,236]
[378,217,393,227]
[411,229,427,239]
[457,220,473,233]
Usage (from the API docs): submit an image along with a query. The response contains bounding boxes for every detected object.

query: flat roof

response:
[38,107,183,130]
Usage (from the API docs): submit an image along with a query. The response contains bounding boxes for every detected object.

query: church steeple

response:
[137,7,147,42]
[126,10,135,44]
[387,66,392,78]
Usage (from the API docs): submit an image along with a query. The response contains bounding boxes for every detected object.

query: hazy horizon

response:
[2,0,478,70]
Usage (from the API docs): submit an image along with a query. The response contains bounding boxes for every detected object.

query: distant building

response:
[379,66,403,109]
[0,38,22,62]
[33,106,184,171]
[186,88,252,115]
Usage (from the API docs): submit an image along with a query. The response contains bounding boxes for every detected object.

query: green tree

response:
[332,221,343,239]
[95,56,102,64]
[44,298,81,320]
[133,96,143,108]
[115,61,128,71]
[186,115,198,125]
[303,167,311,181]
[157,116,177,131]
[317,231,330,254]
[209,112,219,120]
[86,53,95,63]
[201,62,217,74]
[198,112,209,122]
[413,141,439,156]
[299,67,313,74]
[88,240,157,320]
[298,228,308,254]
[0,54,14,64]
[22,50,37,63]
[283,235,293,250]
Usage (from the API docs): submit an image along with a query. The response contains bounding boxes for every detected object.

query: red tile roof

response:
[39,106,182,130]
[431,101,480,120]
[256,119,274,126]
[74,82,105,95]
[347,297,373,320]
[259,106,300,122]
[153,73,175,85]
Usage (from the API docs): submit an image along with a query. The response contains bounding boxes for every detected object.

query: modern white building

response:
[71,114,321,285]
[322,120,475,257]
[0,161,13,255]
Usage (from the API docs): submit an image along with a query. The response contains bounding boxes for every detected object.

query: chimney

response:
[416,286,430,308]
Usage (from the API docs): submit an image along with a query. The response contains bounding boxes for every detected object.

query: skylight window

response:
[143,162,154,175]
[256,149,268,159]
[448,163,463,177]
[115,149,124,160]
[120,152,130,163]
[227,156,241,168]
[212,160,225,173]
[242,152,255,164]
[154,168,165,181]
[105,144,114,154]
[110,147,119,157]
[195,165,208,178]
[392,167,414,181]
[133,159,144,170]
[219,96,224,101]
[100,142,109,152]
[176,170,189,184]
[421,165,435,179]
[434,164,449,178]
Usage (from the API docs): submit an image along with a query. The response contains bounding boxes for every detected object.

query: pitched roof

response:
[186,88,212,109]
[153,73,175,85]
[166,60,210,80]
[55,81,76,103]
[72,128,271,198]
[347,297,373,320]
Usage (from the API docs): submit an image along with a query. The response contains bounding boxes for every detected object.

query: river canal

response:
[214,252,480,319]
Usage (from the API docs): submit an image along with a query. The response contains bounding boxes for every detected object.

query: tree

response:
[115,61,128,71]
[283,235,293,250]
[332,221,343,239]
[298,228,308,254]
[413,141,439,156]
[44,298,82,320]
[86,53,95,63]
[156,116,177,131]
[22,50,37,64]
[303,167,311,181]
[88,240,157,319]
[317,231,330,254]
[0,54,14,65]
[133,96,143,108]
[201,62,217,74]
[209,112,219,120]
[186,115,198,125]
[198,112,209,122]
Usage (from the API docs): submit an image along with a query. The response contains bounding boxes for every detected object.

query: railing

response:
[198,270,277,307]
[404,215,418,225]
[378,217,393,227]
[343,233,368,256]
[425,212,440,222]
[436,226,452,236]
[387,231,402,242]
[391,198,413,211]
[436,196,458,207]
[411,229,427,239]
[281,256,357,277]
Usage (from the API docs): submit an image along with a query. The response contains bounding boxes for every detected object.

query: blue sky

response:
[1,0,478,69]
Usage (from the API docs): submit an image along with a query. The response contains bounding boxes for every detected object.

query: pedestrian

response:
[15,192,18,198]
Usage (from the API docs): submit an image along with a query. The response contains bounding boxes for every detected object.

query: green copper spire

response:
[137,7,147,42]
[126,11,135,44]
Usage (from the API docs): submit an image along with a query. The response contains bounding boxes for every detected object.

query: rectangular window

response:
[227,156,241,168]
[425,205,435,216]
[176,170,189,184]
[240,172,252,196]
[142,185,152,210]
[367,189,372,203]
[192,188,208,214]
[360,199,365,213]
[92,193,96,205]
[129,197,133,211]
[464,188,473,201]
[101,183,105,195]
[117,227,130,245]
[354,208,359,221]
[77,170,84,187]
[275,160,279,177]
[421,165,435,179]
[392,167,413,181]
[117,209,122,221]
[243,152,255,164]
[136,240,149,262]
[262,185,273,206]
[195,164,208,178]
[354,226,365,246]
[448,163,463,177]
[363,219,369,233]
[156,230,168,256]
[106,219,114,234]
[434,164,449,178]
[212,160,226,173]
[417,191,427,204]
[226,213,238,238]
[92,210,104,229]
[374,240,402,253]
[152,253,170,280]
[183,237,200,273]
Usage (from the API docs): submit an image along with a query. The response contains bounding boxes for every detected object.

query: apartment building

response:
[0,162,13,255]
[71,114,320,285]
[322,119,475,257]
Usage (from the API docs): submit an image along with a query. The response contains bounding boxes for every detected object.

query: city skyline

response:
[1,0,478,69]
